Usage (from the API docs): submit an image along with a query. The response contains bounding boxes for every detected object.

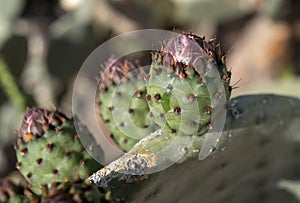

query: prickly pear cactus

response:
[146,33,231,135]
[41,180,113,203]
[98,56,158,151]
[89,33,300,203]
[15,108,99,194]
[90,33,232,188]
[90,94,300,202]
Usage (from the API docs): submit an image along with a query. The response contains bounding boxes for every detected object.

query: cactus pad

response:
[146,34,231,135]
[98,56,158,151]
[15,108,99,194]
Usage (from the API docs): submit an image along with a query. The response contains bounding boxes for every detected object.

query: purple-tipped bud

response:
[99,56,144,91]
[18,108,67,143]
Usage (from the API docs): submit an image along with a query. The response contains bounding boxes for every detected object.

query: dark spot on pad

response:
[187,93,195,102]
[115,92,122,97]
[52,169,59,175]
[55,127,61,133]
[154,94,161,101]
[47,143,54,151]
[16,162,21,170]
[80,160,85,165]
[74,135,80,141]
[36,158,43,165]
[198,75,204,83]
[144,74,150,81]
[20,148,28,156]
[145,94,151,101]
[128,109,134,114]
[154,67,162,75]
[205,107,212,114]
[189,121,197,127]
[64,151,71,157]
[174,107,181,114]
[160,113,165,119]
[136,90,142,98]
[166,85,173,93]
[27,173,32,178]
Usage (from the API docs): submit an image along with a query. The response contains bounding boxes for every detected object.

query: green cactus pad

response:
[15,108,99,195]
[98,57,158,151]
[146,34,231,135]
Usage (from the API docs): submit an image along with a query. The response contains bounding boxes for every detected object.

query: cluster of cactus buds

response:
[90,33,232,187]
[6,29,300,203]
[98,33,231,152]
[13,32,233,200]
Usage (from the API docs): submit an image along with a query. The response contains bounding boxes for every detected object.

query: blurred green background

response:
[0,0,299,178]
